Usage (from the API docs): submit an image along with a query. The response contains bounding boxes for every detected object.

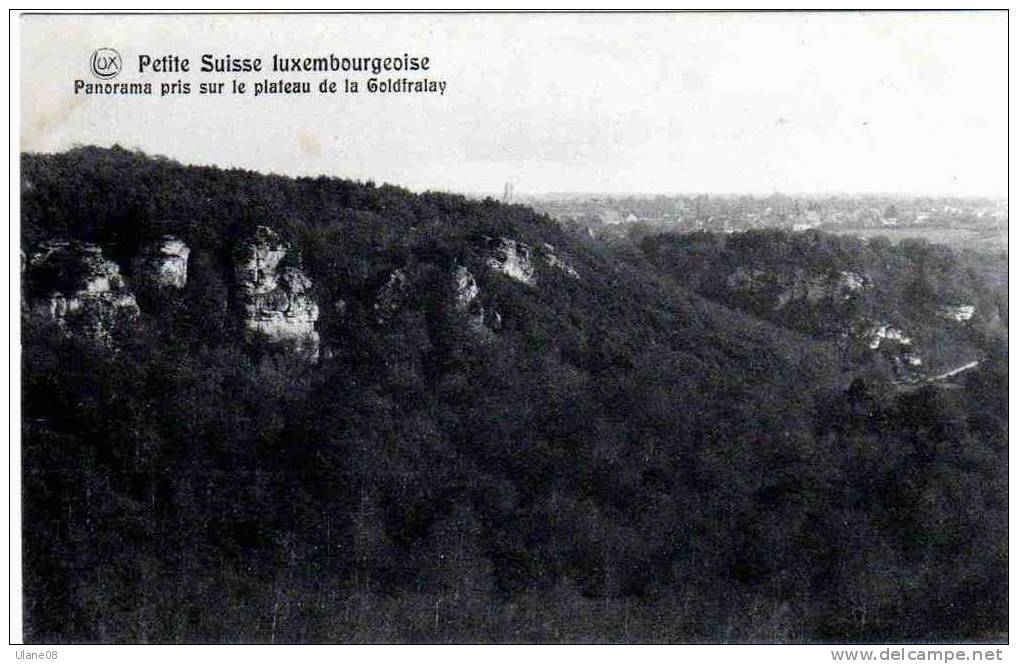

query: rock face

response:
[134,236,190,288]
[234,226,320,361]
[938,304,976,322]
[863,323,912,350]
[722,264,929,380]
[726,267,870,310]
[452,265,489,336]
[25,240,140,345]
[539,242,580,279]
[487,238,535,285]
[834,271,868,294]
[855,320,923,380]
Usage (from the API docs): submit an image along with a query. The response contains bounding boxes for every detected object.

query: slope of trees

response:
[20,147,1007,643]
[639,229,1008,379]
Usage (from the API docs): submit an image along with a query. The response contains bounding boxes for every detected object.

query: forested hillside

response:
[20,147,1007,643]
[639,230,1008,381]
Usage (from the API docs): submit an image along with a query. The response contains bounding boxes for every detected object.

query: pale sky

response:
[19,12,1008,197]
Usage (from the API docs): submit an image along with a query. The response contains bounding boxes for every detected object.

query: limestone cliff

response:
[452,265,490,337]
[726,266,870,310]
[862,323,912,350]
[723,264,930,379]
[854,320,924,380]
[486,238,535,285]
[539,242,580,279]
[133,235,190,288]
[25,240,140,345]
[234,226,320,361]
[938,304,976,322]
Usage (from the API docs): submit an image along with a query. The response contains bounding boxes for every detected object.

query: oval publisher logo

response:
[90,48,122,79]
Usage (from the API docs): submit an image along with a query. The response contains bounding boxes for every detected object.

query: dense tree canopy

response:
[20,147,1007,643]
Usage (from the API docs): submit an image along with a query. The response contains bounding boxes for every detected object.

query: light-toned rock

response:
[728,267,870,309]
[452,265,489,336]
[938,304,976,322]
[893,352,926,383]
[134,235,190,288]
[26,240,139,345]
[235,226,289,296]
[487,238,535,285]
[539,242,580,279]
[864,323,912,350]
[453,265,480,308]
[835,271,868,295]
[235,226,320,361]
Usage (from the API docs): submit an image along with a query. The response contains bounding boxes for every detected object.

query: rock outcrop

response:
[938,304,976,322]
[539,242,580,279]
[25,240,139,345]
[234,226,320,361]
[133,235,190,288]
[863,323,912,350]
[452,265,490,337]
[484,237,578,284]
[834,271,868,295]
[487,238,535,285]
[854,320,923,381]
[726,267,870,310]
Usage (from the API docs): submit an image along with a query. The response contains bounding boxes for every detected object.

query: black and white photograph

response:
[10,9,1009,651]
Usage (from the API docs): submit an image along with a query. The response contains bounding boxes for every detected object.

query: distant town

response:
[517,192,1009,253]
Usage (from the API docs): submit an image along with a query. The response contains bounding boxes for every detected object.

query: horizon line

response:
[21,146,1008,202]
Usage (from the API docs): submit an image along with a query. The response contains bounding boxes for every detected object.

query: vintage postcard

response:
[12,10,1008,654]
